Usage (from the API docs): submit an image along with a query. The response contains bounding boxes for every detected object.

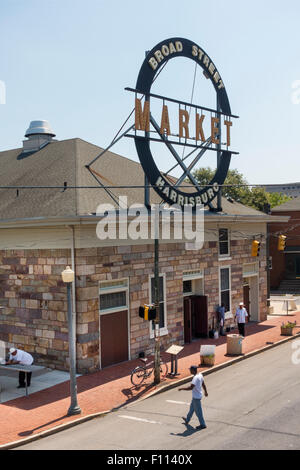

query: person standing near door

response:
[217,303,226,336]
[235,302,249,337]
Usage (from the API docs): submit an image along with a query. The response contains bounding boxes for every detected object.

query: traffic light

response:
[278,235,287,251]
[251,240,261,257]
[139,304,157,321]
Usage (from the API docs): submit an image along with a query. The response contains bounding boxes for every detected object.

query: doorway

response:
[243,276,259,322]
[100,310,129,368]
[184,295,208,342]
[243,284,250,314]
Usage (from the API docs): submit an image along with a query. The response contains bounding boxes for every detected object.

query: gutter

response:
[0,213,291,229]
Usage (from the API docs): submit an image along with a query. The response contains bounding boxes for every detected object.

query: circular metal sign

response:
[134,37,234,209]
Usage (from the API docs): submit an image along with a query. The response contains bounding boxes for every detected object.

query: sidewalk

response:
[1,311,300,448]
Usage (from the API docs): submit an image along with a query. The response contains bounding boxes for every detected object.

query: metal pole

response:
[266,223,271,313]
[217,94,222,212]
[153,206,161,384]
[144,50,150,210]
[67,282,81,416]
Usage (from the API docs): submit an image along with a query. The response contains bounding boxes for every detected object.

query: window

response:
[149,275,167,336]
[99,279,128,313]
[219,228,230,256]
[100,291,127,311]
[220,267,231,312]
[150,276,165,329]
[183,280,192,295]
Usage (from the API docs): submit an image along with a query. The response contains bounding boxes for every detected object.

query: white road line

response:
[166,400,190,405]
[119,415,163,425]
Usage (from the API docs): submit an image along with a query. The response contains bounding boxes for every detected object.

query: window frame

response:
[218,228,230,258]
[219,266,231,313]
[149,273,168,338]
[99,278,129,315]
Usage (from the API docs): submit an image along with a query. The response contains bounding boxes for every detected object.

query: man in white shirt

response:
[179,366,208,430]
[235,302,249,337]
[6,347,34,388]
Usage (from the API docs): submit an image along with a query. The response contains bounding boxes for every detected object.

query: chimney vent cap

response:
[25,120,56,138]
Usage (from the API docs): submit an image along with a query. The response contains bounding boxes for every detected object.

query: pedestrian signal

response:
[139,304,157,321]
[251,240,260,257]
[278,235,287,251]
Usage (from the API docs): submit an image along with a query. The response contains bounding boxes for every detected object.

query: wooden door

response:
[184,297,192,344]
[243,285,250,321]
[100,310,128,368]
[191,296,208,338]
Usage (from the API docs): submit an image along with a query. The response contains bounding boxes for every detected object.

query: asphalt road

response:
[18,341,300,450]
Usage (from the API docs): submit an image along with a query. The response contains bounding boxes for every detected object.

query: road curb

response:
[1,331,299,450]
[139,331,300,400]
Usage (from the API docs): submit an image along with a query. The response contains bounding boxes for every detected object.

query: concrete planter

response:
[200,355,215,367]
[281,327,294,336]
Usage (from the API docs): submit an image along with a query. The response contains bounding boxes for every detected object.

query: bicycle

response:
[130,357,168,386]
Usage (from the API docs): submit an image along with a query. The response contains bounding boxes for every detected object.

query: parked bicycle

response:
[130,357,168,386]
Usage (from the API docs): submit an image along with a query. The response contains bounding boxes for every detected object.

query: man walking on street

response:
[235,302,249,337]
[179,366,208,430]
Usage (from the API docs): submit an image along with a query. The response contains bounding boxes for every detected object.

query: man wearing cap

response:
[178,366,208,430]
[235,302,249,337]
[6,348,34,389]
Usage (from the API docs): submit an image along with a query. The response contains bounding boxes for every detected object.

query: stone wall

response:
[75,238,267,372]
[0,238,268,374]
[0,249,71,370]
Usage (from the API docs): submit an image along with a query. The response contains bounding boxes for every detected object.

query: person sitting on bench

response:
[6,348,34,389]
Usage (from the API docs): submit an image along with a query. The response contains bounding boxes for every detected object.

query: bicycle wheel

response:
[130,366,146,386]
[160,361,168,378]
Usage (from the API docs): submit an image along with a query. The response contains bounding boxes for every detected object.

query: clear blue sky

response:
[1,0,300,184]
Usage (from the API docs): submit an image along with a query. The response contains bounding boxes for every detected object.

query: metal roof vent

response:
[25,120,56,138]
[22,120,56,154]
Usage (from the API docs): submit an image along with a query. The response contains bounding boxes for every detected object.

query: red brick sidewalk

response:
[1,312,299,447]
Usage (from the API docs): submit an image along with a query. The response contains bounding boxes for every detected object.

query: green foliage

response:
[282,321,296,328]
[192,167,292,212]
[267,192,292,208]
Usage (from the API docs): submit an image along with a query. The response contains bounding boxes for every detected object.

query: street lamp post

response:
[61,266,81,416]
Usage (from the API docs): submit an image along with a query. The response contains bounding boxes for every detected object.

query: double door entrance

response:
[184,295,208,343]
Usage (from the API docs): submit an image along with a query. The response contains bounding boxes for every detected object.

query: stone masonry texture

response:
[0,239,267,374]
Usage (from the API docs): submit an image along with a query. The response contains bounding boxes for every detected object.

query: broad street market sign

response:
[125,37,239,209]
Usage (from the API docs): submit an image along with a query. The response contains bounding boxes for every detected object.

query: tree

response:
[192,167,291,212]
[192,167,253,204]
[267,192,292,208]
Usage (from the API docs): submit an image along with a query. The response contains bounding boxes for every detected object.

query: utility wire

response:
[0,184,296,189]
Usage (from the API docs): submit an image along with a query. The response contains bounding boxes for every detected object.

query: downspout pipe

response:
[67,225,77,372]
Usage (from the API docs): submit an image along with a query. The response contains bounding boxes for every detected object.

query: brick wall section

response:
[270,210,300,288]
[0,240,267,374]
[75,248,100,374]
[0,249,71,370]
[77,239,267,373]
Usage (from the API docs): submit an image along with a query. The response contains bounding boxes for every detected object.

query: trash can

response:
[226,334,243,356]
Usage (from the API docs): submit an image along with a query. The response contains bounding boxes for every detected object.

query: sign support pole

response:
[144,50,150,210]
[154,205,161,384]
[217,94,222,212]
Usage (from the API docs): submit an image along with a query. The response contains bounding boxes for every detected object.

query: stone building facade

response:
[0,129,286,374]
[0,221,269,374]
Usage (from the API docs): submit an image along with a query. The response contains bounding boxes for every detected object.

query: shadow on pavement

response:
[170,422,201,437]
[18,414,70,437]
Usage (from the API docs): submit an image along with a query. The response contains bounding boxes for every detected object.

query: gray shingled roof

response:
[0,138,277,221]
[271,196,300,212]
